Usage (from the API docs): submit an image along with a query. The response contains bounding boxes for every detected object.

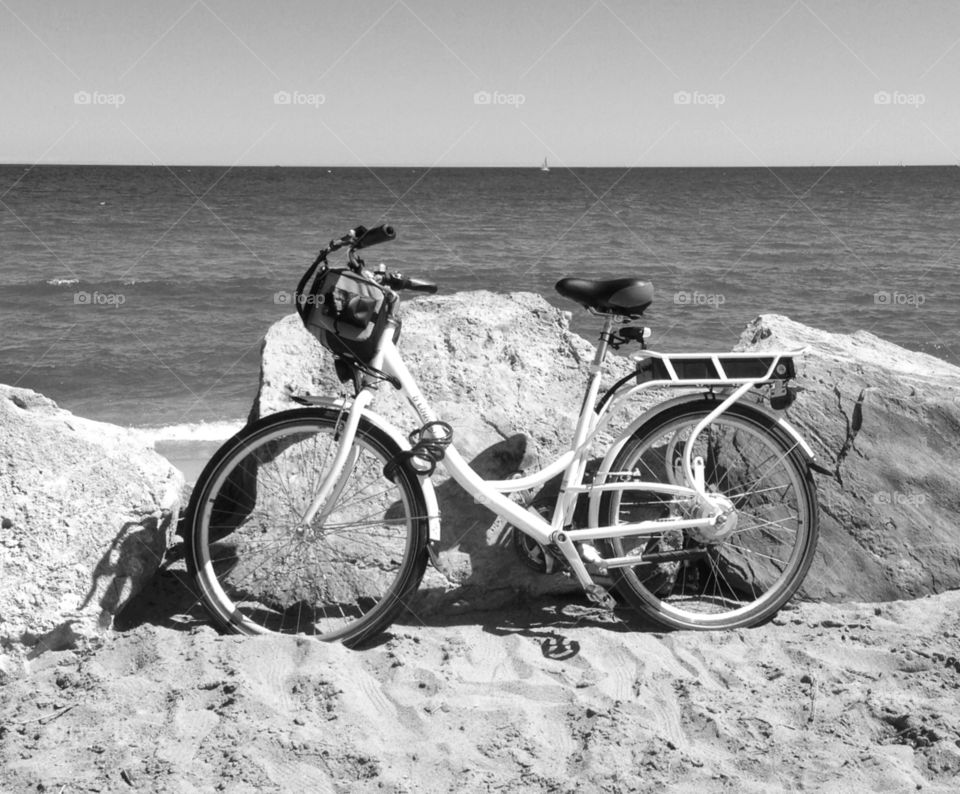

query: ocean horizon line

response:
[1,162,954,171]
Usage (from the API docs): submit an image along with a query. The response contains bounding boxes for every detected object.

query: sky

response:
[2,0,960,167]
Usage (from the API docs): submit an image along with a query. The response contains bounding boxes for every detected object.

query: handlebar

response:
[381,273,438,294]
[312,222,438,294]
[352,224,396,250]
[326,223,396,254]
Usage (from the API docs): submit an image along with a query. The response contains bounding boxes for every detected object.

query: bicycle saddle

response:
[555,277,654,316]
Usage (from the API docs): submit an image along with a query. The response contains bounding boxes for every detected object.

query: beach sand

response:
[2,563,958,792]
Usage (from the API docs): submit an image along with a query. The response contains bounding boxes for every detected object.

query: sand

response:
[153,440,225,485]
[2,561,959,792]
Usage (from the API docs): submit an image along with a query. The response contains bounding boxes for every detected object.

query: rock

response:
[254,292,644,614]
[736,314,960,601]
[0,385,183,658]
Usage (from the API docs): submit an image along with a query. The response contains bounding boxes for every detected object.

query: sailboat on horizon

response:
[540,157,550,172]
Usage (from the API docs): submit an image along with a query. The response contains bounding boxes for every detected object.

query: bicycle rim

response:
[188,410,428,646]
[602,401,818,630]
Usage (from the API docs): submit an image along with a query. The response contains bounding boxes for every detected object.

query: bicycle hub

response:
[689,494,739,543]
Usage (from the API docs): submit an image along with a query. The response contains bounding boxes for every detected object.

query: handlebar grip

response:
[402,278,438,294]
[354,224,396,249]
[383,274,438,293]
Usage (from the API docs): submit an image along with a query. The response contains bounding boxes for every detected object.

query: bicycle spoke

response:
[722,442,800,500]
[720,541,790,567]
[728,514,799,537]
[722,481,793,502]
[714,545,759,604]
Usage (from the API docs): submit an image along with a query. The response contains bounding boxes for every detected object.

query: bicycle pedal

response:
[584,583,617,611]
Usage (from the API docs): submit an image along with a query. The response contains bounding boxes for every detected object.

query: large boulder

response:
[0,386,183,662]
[737,314,960,601]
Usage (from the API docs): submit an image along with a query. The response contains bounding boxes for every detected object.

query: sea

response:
[2,165,958,475]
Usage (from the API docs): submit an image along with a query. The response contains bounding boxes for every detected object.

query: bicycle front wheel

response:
[186,408,429,647]
[599,399,818,630]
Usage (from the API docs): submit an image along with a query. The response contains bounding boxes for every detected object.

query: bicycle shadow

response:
[420,431,608,603]
[377,595,663,659]
[118,560,663,663]
[113,546,211,633]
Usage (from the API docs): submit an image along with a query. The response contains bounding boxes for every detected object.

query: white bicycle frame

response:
[300,312,811,596]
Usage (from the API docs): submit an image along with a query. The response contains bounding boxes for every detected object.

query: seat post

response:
[554,312,617,532]
[593,313,617,368]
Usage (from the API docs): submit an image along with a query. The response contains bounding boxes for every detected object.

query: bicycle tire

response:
[599,399,818,630]
[185,407,429,647]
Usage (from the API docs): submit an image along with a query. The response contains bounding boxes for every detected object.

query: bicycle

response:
[185,224,820,647]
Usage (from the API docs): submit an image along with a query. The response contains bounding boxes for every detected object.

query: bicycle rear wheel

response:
[599,399,818,630]
[186,407,429,647]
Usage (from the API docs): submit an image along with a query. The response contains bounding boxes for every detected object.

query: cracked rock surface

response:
[738,313,960,601]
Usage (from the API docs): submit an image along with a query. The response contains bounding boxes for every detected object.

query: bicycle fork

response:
[298,389,374,528]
